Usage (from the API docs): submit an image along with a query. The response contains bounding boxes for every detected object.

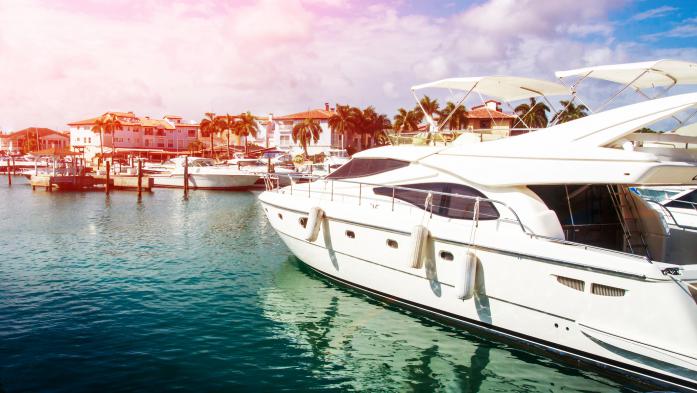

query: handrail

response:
[263,174,668,262]
[644,199,697,231]
[264,173,532,235]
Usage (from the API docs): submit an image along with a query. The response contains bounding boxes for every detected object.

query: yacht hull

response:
[152,173,259,190]
[260,197,697,392]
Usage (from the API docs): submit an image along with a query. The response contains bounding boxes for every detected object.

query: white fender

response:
[455,251,478,300]
[304,207,324,242]
[408,225,429,269]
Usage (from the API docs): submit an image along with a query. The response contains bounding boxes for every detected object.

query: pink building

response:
[68,111,200,159]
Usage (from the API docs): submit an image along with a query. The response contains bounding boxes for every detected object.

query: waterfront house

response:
[465,100,516,131]
[271,104,339,155]
[68,112,200,160]
[0,127,70,154]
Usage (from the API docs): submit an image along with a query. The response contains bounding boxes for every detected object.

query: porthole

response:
[278,213,283,220]
[299,217,308,228]
[345,230,355,239]
[386,239,398,248]
[439,251,454,261]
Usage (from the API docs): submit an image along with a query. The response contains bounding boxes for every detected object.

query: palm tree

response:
[514,98,550,129]
[357,106,391,148]
[199,112,219,157]
[551,100,589,124]
[328,104,357,150]
[220,113,237,158]
[393,108,420,132]
[187,140,205,154]
[439,101,468,130]
[104,114,123,153]
[236,111,259,154]
[90,113,122,159]
[415,95,439,124]
[91,116,108,157]
[292,118,322,157]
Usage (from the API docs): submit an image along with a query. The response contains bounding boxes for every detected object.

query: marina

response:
[0,183,646,392]
[2,1,697,391]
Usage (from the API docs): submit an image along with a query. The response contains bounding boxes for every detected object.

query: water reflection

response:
[262,258,636,393]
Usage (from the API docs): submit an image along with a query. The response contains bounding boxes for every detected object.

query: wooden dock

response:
[30,174,153,191]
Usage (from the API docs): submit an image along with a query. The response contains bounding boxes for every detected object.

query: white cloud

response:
[642,17,697,41]
[629,5,676,22]
[0,0,683,131]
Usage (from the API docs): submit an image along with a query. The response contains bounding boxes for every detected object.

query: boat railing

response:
[263,174,663,264]
[386,128,537,146]
[264,174,530,235]
[644,199,697,231]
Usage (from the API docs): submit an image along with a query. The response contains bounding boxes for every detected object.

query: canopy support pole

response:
[596,70,650,112]
[432,83,477,132]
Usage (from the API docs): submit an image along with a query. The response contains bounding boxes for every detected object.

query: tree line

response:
[87,97,590,160]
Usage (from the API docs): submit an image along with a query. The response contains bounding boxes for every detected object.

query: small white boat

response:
[151,156,259,190]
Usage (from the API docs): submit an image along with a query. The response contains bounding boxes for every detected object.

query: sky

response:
[0,0,696,131]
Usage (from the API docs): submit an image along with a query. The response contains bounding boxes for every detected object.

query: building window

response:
[188,130,196,137]
[280,135,290,146]
[373,183,499,220]
[144,129,153,136]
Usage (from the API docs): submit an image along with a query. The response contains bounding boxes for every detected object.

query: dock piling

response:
[6,158,11,186]
[137,160,143,195]
[183,155,189,197]
[105,161,111,195]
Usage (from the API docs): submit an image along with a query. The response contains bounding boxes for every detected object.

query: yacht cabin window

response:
[373,183,499,220]
[326,158,409,180]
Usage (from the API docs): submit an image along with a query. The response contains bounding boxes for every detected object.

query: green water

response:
[0,181,641,392]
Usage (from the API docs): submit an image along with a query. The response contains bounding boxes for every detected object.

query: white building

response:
[68,112,200,160]
[271,104,338,155]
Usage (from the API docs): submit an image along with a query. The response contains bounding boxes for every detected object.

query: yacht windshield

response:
[326,158,409,179]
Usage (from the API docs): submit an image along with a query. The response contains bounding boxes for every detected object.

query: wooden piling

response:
[105,161,111,195]
[183,155,189,197]
[137,160,143,195]
[6,157,11,186]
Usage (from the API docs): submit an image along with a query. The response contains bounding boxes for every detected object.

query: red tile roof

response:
[68,112,198,128]
[274,109,335,120]
[466,107,516,120]
[2,127,68,139]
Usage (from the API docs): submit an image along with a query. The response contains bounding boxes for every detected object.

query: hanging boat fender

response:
[304,207,325,242]
[455,251,478,300]
[408,225,429,269]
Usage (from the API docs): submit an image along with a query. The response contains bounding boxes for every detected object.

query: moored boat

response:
[151,156,259,190]
[259,87,697,391]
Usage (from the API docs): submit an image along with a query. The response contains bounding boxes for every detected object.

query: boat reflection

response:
[261,257,631,392]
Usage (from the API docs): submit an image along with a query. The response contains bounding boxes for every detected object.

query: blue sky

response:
[1,0,697,130]
[612,0,697,47]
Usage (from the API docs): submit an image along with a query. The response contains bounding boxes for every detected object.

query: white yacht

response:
[151,156,259,190]
[259,91,697,390]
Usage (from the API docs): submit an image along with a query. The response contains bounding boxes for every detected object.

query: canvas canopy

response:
[411,76,570,102]
[555,59,697,88]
